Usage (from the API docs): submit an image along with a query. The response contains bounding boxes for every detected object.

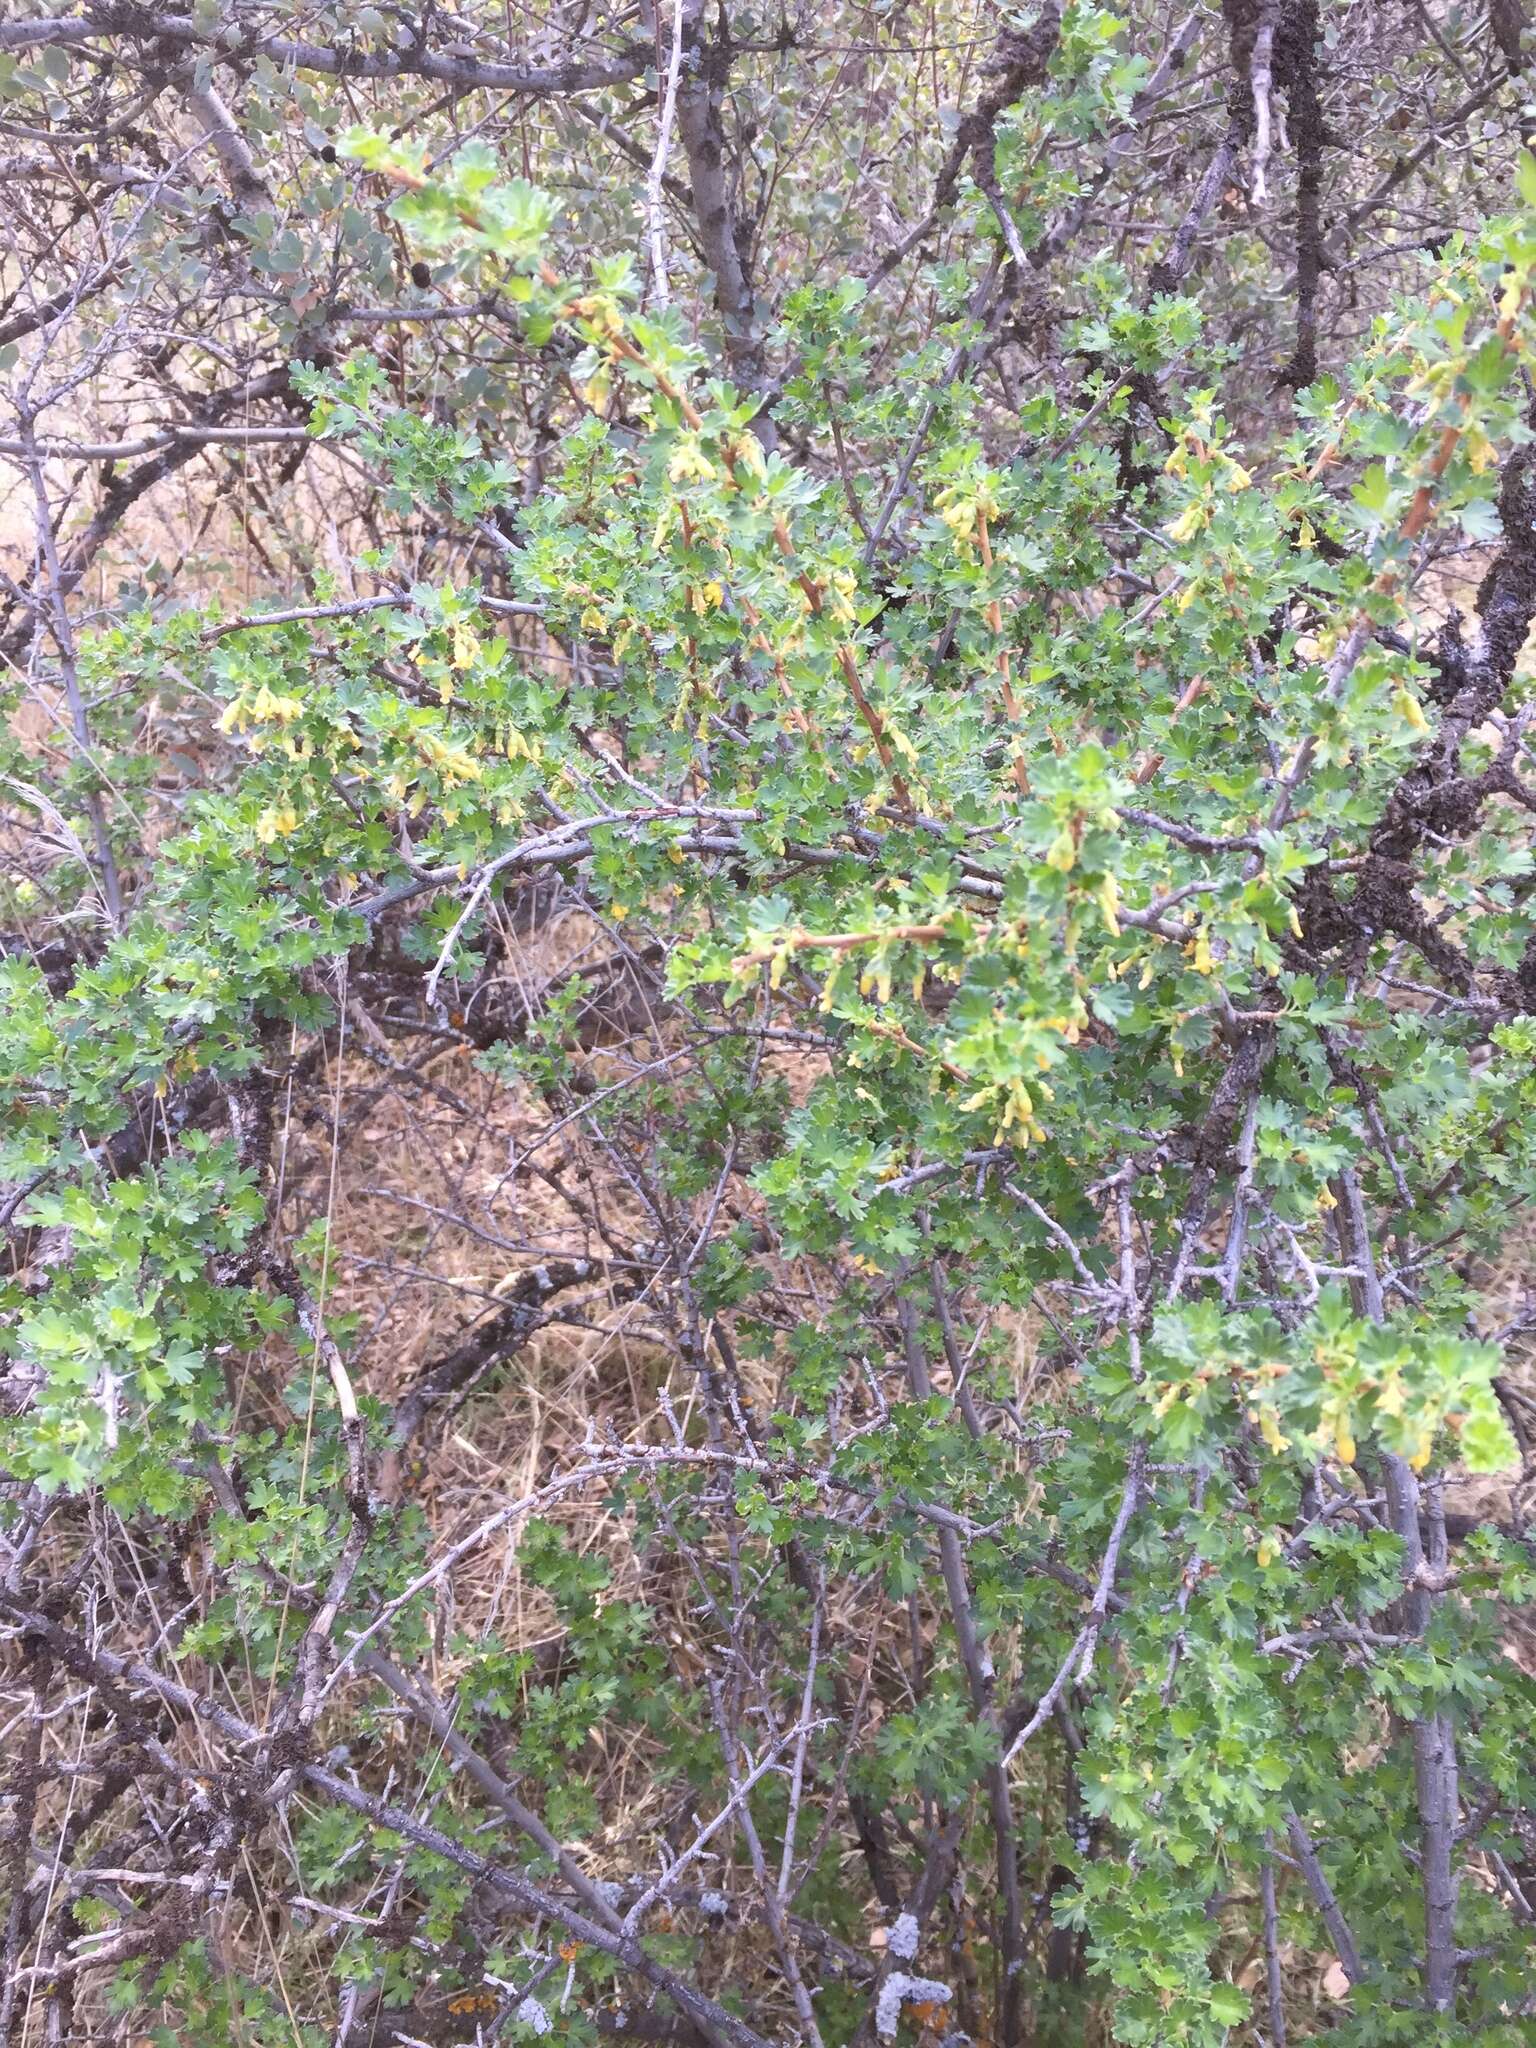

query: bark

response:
[675,5,770,437]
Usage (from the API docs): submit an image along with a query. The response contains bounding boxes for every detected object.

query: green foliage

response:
[7,16,1536,2048]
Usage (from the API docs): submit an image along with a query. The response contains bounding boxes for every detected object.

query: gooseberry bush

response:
[4,5,1536,2046]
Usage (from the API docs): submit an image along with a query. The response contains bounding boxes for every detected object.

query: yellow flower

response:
[1000,1080,1034,1130]
[255,803,299,843]
[416,731,482,785]
[1256,1406,1290,1456]
[1097,871,1121,937]
[1461,424,1496,473]
[668,437,716,484]
[251,684,305,724]
[1394,687,1430,734]
[727,434,767,481]
[498,722,538,762]
[1045,827,1077,873]
[1166,501,1207,544]
[934,486,977,543]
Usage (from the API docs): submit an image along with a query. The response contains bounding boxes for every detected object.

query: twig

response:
[645,0,686,306]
